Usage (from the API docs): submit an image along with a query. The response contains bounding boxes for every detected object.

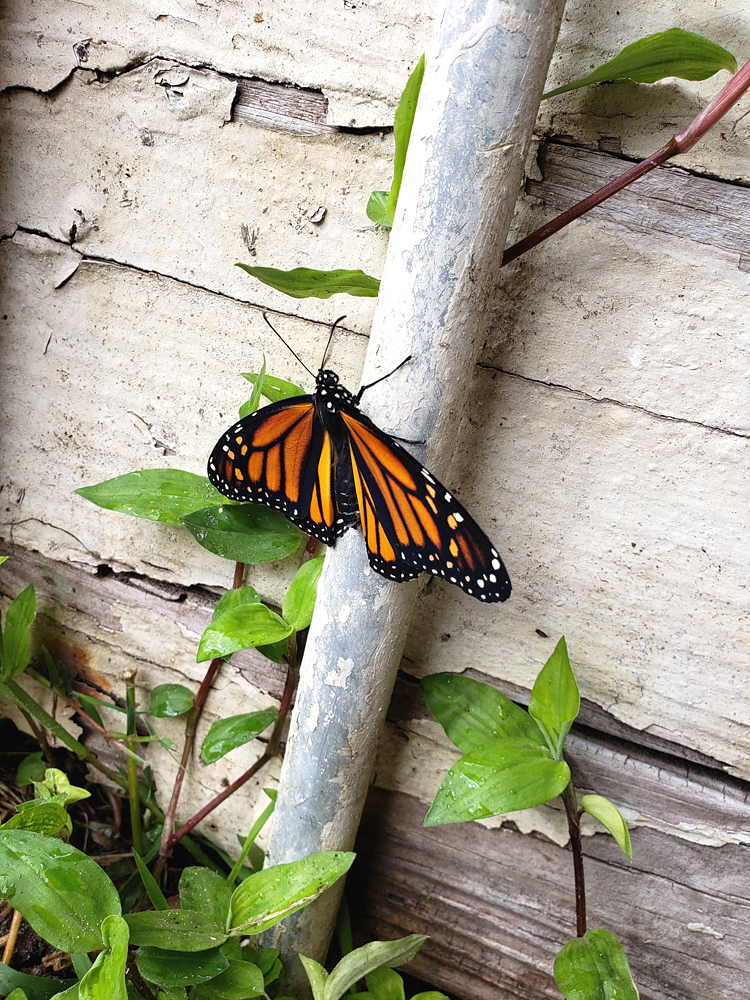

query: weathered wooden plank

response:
[0,60,391,331]
[232,78,338,135]
[350,787,750,1000]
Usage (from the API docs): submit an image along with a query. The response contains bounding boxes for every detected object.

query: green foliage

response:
[581,795,632,861]
[366,190,391,227]
[301,935,428,1000]
[0,583,36,681]
[197,603,292,663]
[236,264,380,299]
[16,751,46,786]
[125,909,228,952]
[283,557,325,631]
[0,801,71,837]
[212,587,261,621]
[76,470,231,525]
[57,915,129,1000]
[200,708,278,765]
[554,929,640,999]
[192,959,265,999]
[148,683,195,718]
[239,371,305,407]
[226,789,276,885]
[0,963,65,1000]
[385,54,425,223]
[136,946,229,987]
[180,867,234,927]
[32,768,90,806]
[133,850,169,910]
[0,831,121,952]
[528,637,580,759]
[543,27,736,99]
[181,504,303,564]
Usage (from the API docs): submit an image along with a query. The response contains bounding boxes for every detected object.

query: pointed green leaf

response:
[16,751,46,786]
[385,54,425,222]
[0,963,66,1000]
[33,768,90,805]
[420,674,545,752]
[364,966,405,1000]
[124,909,228,951]
[1,584,36,681]
[0,831,121,952]
[148,683,195,718]
[76,470,233,525]
[6,989,30,1000]
[554,928,639,1000]
[529,637,579,758]
[182,504,303,564]
[229,851,354,935]
[326,936,427,1000]
[0,555,7,566]
[197,604,292,662]
[212,587,261,623]
[299,955,329,1000]
[240,372,306,405]
[543,27,737,99]
[581,795,632,861]
[236,264,380,299]
[200,708,278,765]
[73,915,129,1000]
[0,802,70,837]
[133,851,168,910]
[256,636,289,663]
[239,354,266,419]
[193,959,265,999]
[424,738,570,826]
[136,946,228,987]
[282,557,324,631]
[366,191,392,227]
[180,867,234,929]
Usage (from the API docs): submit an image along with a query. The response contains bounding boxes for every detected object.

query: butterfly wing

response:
[340,407,511,602]
[207,397,345,544]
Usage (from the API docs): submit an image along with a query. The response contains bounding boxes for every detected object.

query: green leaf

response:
[411,994,450,999]
[240,372,305,405]
[133,851,168,910]
[0,830,121,952]
[366,191,392,227]
[240,354,267,419]
[554,928,639,1000]
[76,470,233,525]
[299,955,329,1000]
[33,768,91,805]
[364,966,405,1000]
[181,505,303,564]
[325,936,427,1000]
[282,557,324,631]
[543,27,737,99]
[198,604,292,663]
[528,636,579,758]
[385,54,425,222]
[0,555,7,566]
[148,684,194,718]
[16,751,46,786]
[136,947,228,987]
[193,960,265,999]
[124,909,229,951]
[74,915,129,1000]
[581,795,632,861]
[212,587,261,623]
[200,708,278,765]
[229,850,355,935]
[420,674,545,753]
[256,636,289,663]
[0,801,70,837]
[6,989,30,1000]
[0,963,68,1000]
[424,738,570,826]
[1,584,36,681]
[179,867,233,930]
[236,264,380,299]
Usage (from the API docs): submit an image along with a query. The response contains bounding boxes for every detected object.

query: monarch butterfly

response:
[208,324,511,603]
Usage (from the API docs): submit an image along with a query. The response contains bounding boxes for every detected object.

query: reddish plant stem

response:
[167,633,301,851]
[562,782,586,937]
[158,561,246,858]
[502,59,750,267]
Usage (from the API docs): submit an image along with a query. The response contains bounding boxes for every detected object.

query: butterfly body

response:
[208,367,511,603]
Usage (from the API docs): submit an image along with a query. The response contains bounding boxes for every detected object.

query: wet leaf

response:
[543,27,737,99]
[182,505,303,564]
[0,802,70,837]
[0,964,66,1000]
[386,54,425,222]
[582,795,632,861]
[200,708,278,765]
[136,946,229,987]
[193,959,265,999]
[364,966,405,1000]
[424,738,570,826]
[325,936,427,1000]
[76,470,231,525]
[420,674,545,752]
[69,915,129,1000]
[554,928,639,999]
[528,637,579,758]
[212,587,261,622]
[148,684,194,718]
[197,604,292,663]
[179,867,233,929]
[282,557,324,631]
[236,264,380,299]
[124,909,229,951]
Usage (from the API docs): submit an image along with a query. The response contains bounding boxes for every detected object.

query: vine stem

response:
[502,58,750,266]
[158,561,246,859]
[561,782,586,937]
[167,633,300,851]
[1,908,23,965]
[125,671,144,857]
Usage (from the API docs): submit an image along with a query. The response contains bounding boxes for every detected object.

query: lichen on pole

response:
[264,0,566,987]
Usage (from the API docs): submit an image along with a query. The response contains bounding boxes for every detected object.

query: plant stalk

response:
[502,58,750,266]
[158,561,246,859]
[125,672,144,857]
[562,782,586,937]
[1,908,23,965]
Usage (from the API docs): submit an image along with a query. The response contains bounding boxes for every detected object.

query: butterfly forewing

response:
[341,408,511,602]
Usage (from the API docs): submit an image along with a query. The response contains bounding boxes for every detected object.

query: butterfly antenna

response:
[320,315,347,371]
[262,312,315,379]
[354,354,413,403]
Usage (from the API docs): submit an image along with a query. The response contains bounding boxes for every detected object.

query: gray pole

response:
[265,0,566,987]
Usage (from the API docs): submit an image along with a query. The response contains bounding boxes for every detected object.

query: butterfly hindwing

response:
[340,407,511,602]
[207,396,343,544]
